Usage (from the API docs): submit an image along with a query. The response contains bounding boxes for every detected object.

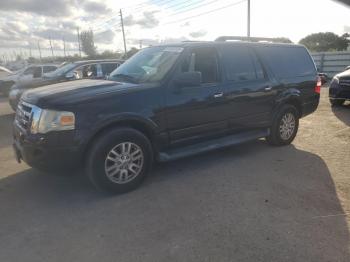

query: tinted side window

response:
[23,67,35,75]
[101,63,119,75]
[33,67,42,78]
[182,47,219,84]
[223,46,257,82]
[43,66,57,73]
[256,46,316,78]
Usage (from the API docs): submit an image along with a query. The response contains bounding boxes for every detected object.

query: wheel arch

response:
[274,89,303,118]
[82,115,159,161]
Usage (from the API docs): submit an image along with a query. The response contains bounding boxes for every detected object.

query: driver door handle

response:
[213,92,223,98]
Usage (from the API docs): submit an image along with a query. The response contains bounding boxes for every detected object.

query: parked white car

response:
[0,64,57,96]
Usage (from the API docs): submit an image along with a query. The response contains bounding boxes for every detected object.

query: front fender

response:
[89,113,158,138]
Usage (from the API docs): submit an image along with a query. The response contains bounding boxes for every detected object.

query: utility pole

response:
[247,0,250,38]
[63,37,66,57]
[37,41,42,61]
[119,9,127,57]
[49,36,54,58]
[77,27,82,57]
[139,40,142,49]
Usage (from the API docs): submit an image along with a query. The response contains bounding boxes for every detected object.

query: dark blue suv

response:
[12,37,320,193]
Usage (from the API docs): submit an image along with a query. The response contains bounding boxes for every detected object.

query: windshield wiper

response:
[111,74,138,83]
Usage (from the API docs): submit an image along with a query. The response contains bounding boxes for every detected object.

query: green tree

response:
[299,32,350,52]
[80,30,97,57]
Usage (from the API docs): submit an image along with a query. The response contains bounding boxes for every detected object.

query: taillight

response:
[315,76,322,94]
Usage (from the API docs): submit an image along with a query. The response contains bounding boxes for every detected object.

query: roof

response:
[27,64,60,67]
[73,59,124,65]
[152,40,302,49]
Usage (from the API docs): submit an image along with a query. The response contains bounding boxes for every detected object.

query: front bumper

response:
[329,80,350,100]
[13,123,82,171]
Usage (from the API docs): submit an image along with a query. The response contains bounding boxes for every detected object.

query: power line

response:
[123,0,191,20]
[166,0,221,18]
[163,0,247,25]
[94,0,189,30]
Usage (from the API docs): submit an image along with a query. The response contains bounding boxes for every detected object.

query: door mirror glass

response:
[174,72,202,87]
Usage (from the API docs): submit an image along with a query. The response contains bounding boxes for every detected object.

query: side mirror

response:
[174,71,201,87]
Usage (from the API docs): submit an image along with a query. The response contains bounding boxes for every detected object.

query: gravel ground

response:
[0,87,349,262]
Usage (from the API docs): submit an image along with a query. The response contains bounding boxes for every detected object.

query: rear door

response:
[220,45,276,130]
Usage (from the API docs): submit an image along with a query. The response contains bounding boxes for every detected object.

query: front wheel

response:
[86,128,153,194]
[266,105,299,146]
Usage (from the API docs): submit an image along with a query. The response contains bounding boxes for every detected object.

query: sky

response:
[0,0,349,59]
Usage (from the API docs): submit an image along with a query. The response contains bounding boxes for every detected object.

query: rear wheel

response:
[330,98,345,106]
[267,105,299,146]
[86,128,153,193]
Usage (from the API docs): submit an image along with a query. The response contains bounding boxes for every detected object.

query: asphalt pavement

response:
[0,88,349,262]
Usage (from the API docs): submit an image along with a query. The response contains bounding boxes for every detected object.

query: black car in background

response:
[12,38,320,193]
[329,67,350,106]
[9,59,123,110]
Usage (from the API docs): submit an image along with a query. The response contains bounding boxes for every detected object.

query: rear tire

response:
[267,105,299,146]
[86,128,153,194]
[330,98,345,106]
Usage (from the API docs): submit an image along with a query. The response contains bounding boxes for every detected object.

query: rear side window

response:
[256,46,316,78]
[222,46,261,82]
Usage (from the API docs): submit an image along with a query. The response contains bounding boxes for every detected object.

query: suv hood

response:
[21,79,138,108]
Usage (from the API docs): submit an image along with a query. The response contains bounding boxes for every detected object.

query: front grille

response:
[339,79,350,88]
[15,101,33,130]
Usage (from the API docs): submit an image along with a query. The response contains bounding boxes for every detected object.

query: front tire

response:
[86,128,153,194]
[330,98,345,106]
[267,105,299,146]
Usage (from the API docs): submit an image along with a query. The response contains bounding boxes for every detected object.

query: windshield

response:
[109,46,183,83]
[43,63,77,77]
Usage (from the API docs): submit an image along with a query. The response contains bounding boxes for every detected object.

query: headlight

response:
[30,107,75,134]
[332,77,339,84]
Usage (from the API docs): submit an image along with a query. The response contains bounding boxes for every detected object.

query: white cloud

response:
[0,0,349,58]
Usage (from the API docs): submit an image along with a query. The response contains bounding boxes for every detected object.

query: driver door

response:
[165,46,228,145]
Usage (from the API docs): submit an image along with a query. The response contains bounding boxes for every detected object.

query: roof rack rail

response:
[215,36,280,43]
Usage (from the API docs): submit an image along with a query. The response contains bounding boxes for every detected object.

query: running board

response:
[158,129,269,162]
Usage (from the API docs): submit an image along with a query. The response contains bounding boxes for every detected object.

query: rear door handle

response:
[213,92,223,98]
[264,86,273,91]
